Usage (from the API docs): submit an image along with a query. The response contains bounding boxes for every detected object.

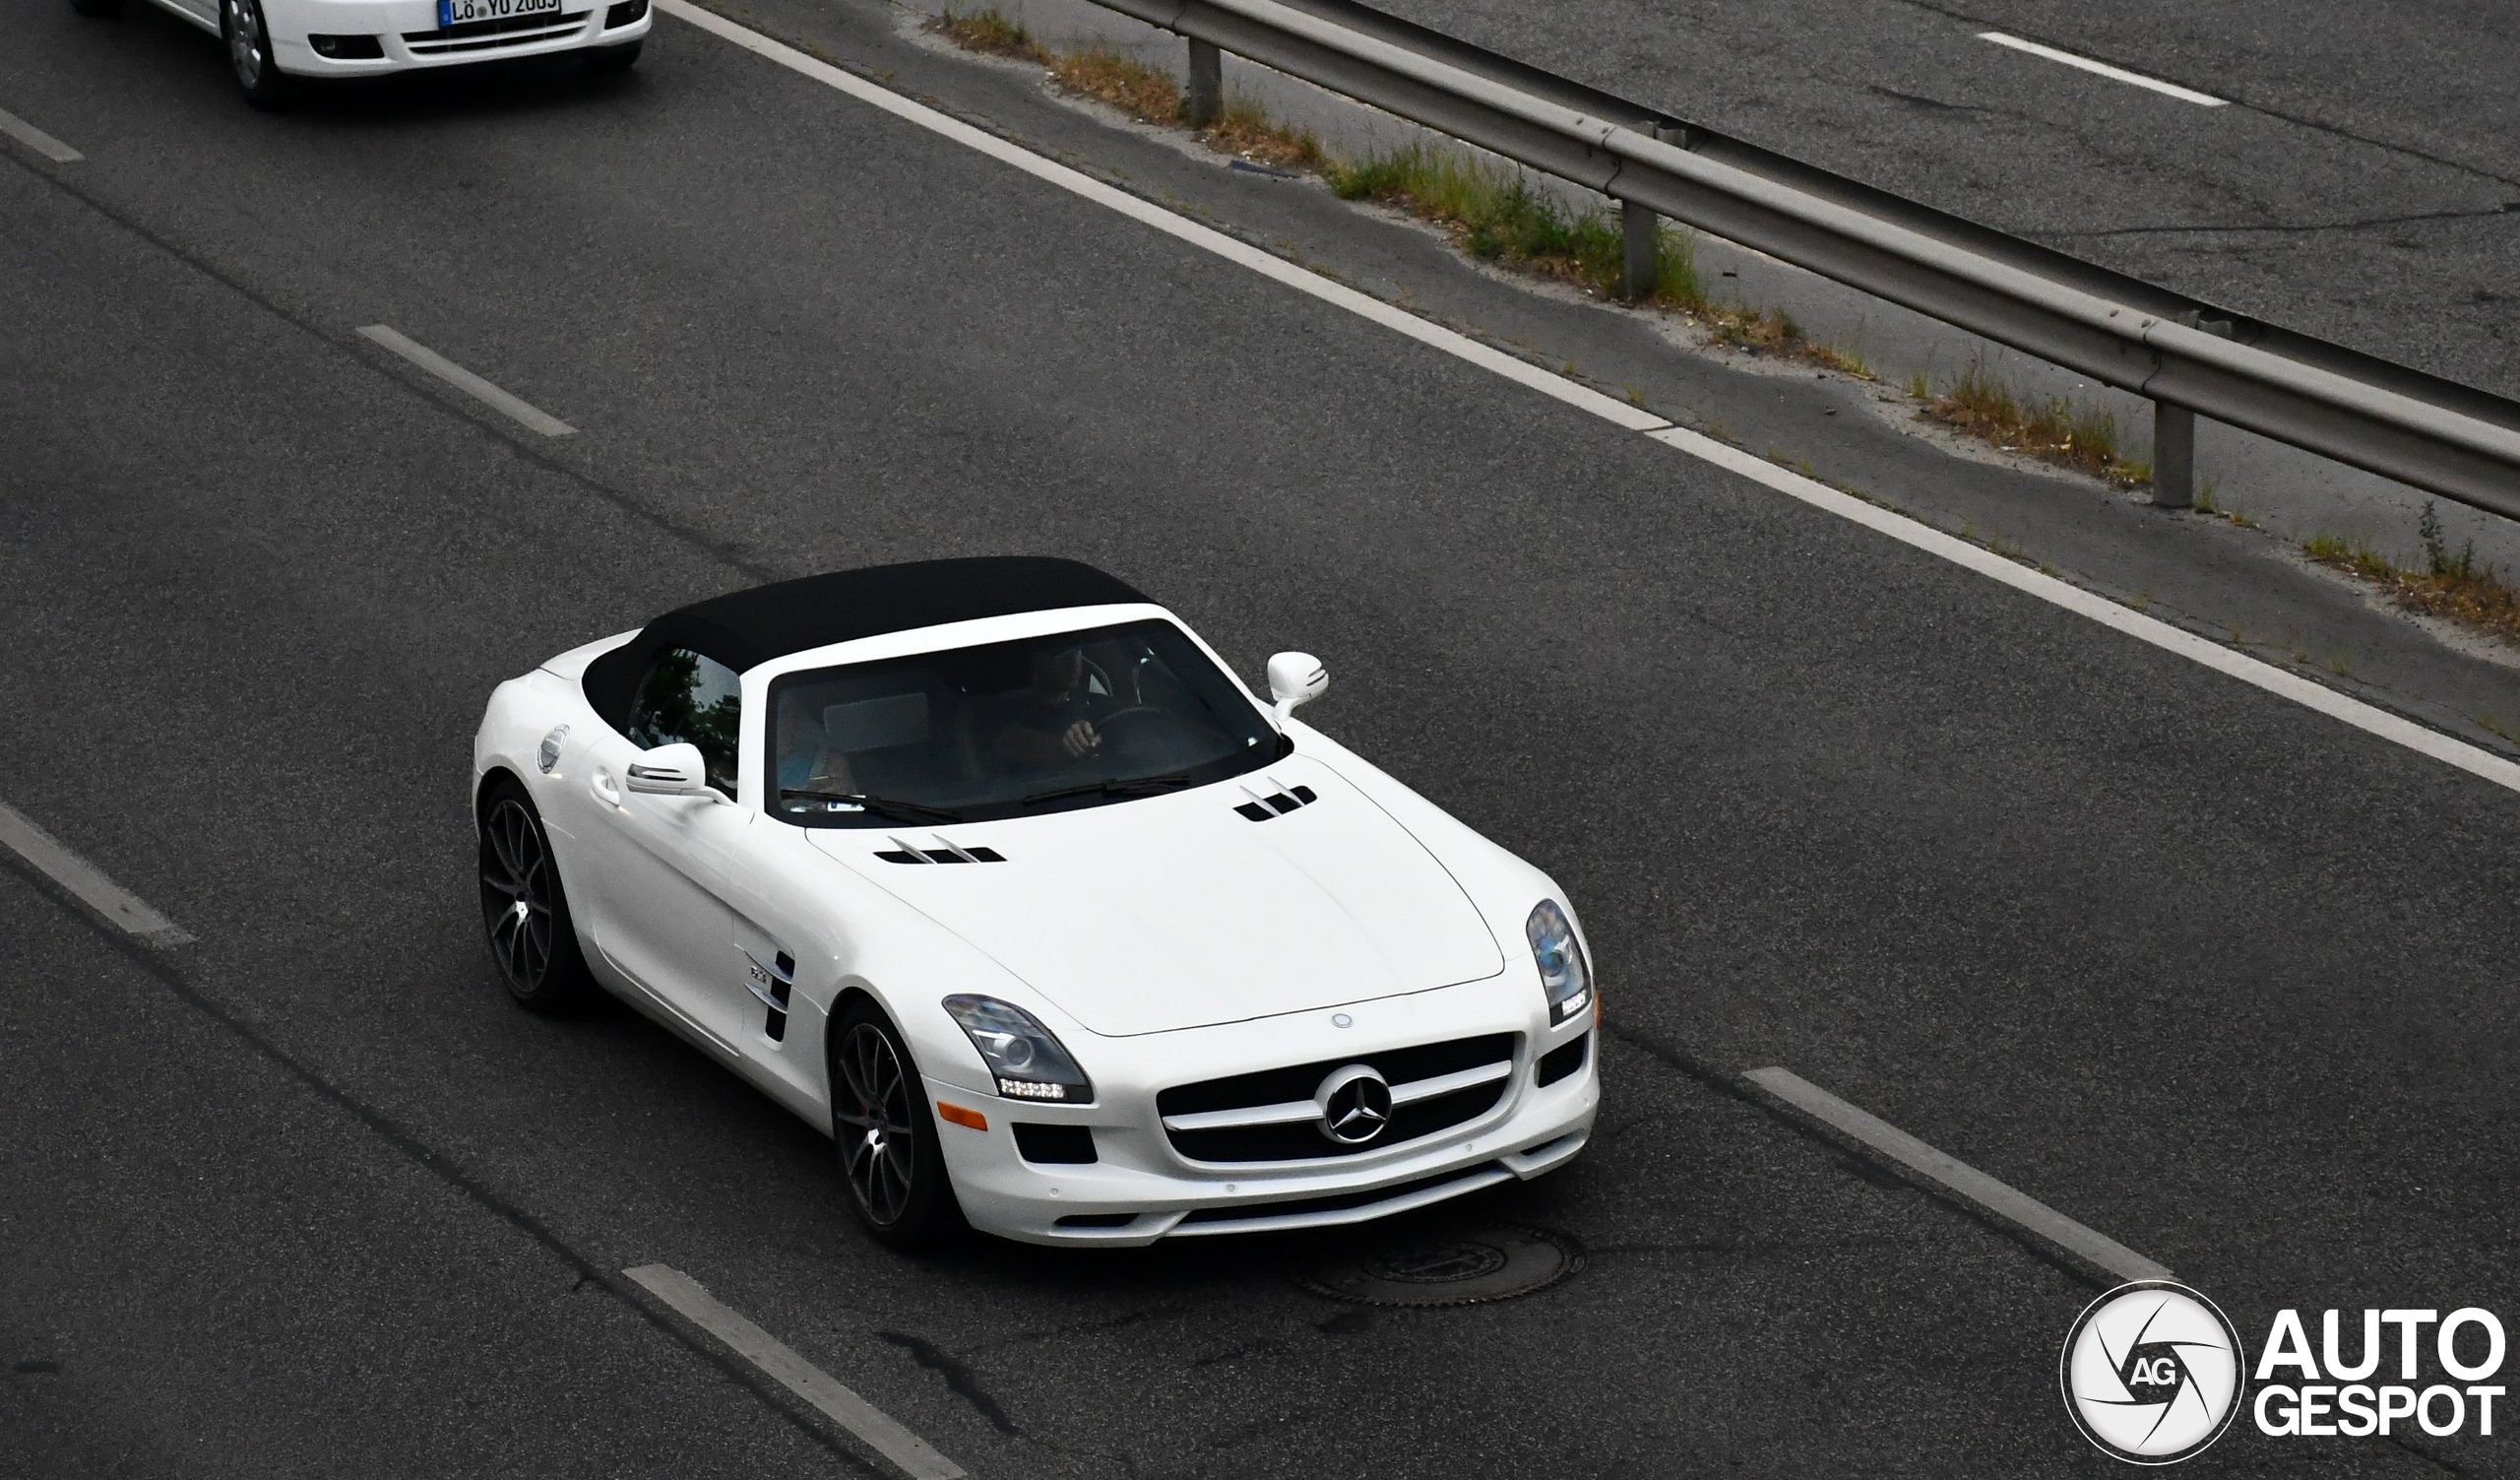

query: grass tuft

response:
[927,9,1046,60]
[1916,366,2147,485]
[1203,99,1325,169]
[2306,519,2520,644]
[1807,343,1872,379]
[1327,146,1703,304]
[1047,46,1181,123]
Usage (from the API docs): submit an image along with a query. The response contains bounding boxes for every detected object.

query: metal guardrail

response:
[1099,0,2520,519]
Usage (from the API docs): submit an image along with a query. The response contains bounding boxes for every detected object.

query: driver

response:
[996,645,1102,770]
[777,700,855,794]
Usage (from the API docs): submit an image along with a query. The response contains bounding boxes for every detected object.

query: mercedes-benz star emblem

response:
[1314,1063,1394,1145]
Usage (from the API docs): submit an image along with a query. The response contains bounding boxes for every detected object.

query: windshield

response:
[766,618,1280,826]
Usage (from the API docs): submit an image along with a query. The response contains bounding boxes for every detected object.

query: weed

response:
[928,9,1045,60]
[1048,46,1180,122]
[2305,527,2520,644]
[1919,366,2146,484]
[1328,146,1701,306]
[1903,369,1931,400]
[1202,99,1323,169]
[1806,343,1872,379]
[2195,478,2219,514]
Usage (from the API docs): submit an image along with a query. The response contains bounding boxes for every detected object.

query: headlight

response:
[941,996,1095,1103]
[1526,900,1593,1025]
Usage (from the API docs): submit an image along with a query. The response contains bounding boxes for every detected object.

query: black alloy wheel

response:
[220,0,292,108]
[478,784,592,1012]
[831,1001,963,1250]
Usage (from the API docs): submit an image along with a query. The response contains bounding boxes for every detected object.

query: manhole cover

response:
[1292,1224,1583,1308]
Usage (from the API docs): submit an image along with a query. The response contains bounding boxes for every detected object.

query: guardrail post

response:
[2152,401,2195,509]
[1186,38,1222,129]
[1622,200,1658,302]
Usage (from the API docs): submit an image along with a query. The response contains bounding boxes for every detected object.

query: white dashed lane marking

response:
[356,325,577,437]
[1746,1066,2174,1284]
[1977,32,2230,106]
[0,105,83,162]
[0,797,192,946]
[624,1264,968,1480]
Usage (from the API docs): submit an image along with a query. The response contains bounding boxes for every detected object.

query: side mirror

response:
[1266,652,1329,720]
[625,741,715,797]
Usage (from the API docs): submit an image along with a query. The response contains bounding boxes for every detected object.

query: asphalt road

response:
[1371,0,2520,400]
[4,2,2518,1475]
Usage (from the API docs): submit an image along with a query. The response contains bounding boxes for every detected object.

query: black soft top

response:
[583,556,1152,731]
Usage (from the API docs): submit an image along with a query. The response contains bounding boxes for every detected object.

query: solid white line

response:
[622,1264,967,1480]
[0,106,84,162]
[1745,1066,2174,1284]
[1978,32,2228,106]
[662,1,2520,803]
[0,799,193,946]
[355,325,577,436]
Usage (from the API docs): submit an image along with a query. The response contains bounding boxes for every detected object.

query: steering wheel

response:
[1093,705,1168,741]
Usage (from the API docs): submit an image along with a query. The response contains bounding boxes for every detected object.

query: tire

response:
[583,38,641,72]
[477,780,596,1014]
[830,999,967,1251]
[69,0,125,18]
[220,0,292,109]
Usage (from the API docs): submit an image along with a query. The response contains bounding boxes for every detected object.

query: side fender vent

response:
[1233,782,1318,822]
[875,836,1007,865]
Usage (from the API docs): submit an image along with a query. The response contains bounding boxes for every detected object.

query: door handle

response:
[591,768,623,807]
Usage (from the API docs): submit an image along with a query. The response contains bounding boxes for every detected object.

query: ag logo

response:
[2061,1281,2245,1464]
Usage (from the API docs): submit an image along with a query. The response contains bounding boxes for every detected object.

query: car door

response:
[573,647,759,1055]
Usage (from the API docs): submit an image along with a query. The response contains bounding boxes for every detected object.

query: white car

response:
[68,0,650,107]
[472,558,1600,1248]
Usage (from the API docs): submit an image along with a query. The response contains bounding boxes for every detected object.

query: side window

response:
[628,648,742,799]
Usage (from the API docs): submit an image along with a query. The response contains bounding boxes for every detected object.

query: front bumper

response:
[927,998,1602,1247]
[265,0,651,74]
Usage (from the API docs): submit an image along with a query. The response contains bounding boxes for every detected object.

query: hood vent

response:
[875,836,1006,865]
[1233,782,1317,822]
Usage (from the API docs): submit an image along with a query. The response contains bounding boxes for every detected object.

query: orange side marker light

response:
[936,1101,989,1131]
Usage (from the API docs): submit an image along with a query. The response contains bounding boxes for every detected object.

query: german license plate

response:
[438,0,560,26]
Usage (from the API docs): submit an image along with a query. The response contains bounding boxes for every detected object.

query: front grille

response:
[404,11,587,51]
[1159,1032,1517,1164]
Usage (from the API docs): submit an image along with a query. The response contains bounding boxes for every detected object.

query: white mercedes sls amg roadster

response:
[472,558,1599,1247]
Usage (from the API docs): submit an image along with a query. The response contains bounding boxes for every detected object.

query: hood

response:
[810,759,1505,1036]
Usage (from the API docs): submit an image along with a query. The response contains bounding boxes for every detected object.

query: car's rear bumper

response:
[929,1027,1600,1247]
[265,0,650,74]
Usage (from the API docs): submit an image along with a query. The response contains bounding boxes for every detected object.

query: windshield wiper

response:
[1020,773,1196,806]
[780,789,966,824]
